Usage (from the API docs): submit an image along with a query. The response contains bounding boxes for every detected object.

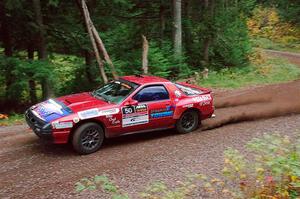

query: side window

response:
[133,85,169,102]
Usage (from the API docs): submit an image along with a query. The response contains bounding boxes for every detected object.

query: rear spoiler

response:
[177,82,212,94]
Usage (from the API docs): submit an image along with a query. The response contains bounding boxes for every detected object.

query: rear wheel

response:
[72,122,104,155]
[176,110,199,134]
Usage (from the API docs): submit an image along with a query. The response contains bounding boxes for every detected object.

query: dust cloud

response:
[202,80,300,130]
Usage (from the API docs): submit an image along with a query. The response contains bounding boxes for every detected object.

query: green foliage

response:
[220,133,300,198]
[1,0,300,112]
[212,7,251,67]
[0,55,54,104]
[247,6,300,52]
[75,175,129,199]
[140,179,198,199]
[0,114,24,126]
[50,54,98,96]
[187,0,253,68]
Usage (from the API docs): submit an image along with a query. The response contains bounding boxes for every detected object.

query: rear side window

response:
[133,85,169,102]
[174,83,203,96]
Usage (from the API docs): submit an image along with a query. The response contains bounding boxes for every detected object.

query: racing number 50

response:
[123,106,135,114]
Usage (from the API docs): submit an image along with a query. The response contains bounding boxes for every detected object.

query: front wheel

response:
[72,122,104,155]
[176,110,199,134]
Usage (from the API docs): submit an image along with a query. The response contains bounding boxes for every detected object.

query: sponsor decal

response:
[122,114,148,127]
[183,104,193,108]
[151,111,173,118]
[192,94,211,102]
[135,104,148,112]
[78,108,100,119]
[99,108,119,115]
[52,121,73,129]
[151,108,167,113]
[122,104,147,115]
[200,101,211,106]
[73,117,80,123]
[121,104,149,127]
[150,105,175,118]
[166,105,175,111]
[175,90,182,97]
[34,99,71,122]
[78,108,119,119]
[48,99,63,109]
[108,117,120,125]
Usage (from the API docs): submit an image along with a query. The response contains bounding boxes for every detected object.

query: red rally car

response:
[25,75,214,154]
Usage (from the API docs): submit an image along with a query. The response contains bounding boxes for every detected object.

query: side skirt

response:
[108,126,174,138]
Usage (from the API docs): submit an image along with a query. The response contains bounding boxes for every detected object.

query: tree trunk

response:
[159,4,166,44]
[142,35,149,75]
[0,1,13,56]
[184,0,192,56]
[75,0,97,84]
[29,79,38,104]
[81,0,108,83]
[203,0,214,64]
[84,50,94,83]
[32,0,47,60]
[32,0,52,100]
[28,45,38,104]
[91,26,118,80]
[203,38,210,63]
[0,1,14,105]
[173,0,182,56]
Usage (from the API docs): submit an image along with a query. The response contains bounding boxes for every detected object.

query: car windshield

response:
[92,80,137,104]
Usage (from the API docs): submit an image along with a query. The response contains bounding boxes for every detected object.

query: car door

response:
[132,84,175,130]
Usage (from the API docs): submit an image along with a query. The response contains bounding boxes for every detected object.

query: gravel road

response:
[264,49,300,66]
[1,80,300,199]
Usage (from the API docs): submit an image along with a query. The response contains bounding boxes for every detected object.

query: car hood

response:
[31,99,73,123]
[32,92,110,122]
[56,92,112,113]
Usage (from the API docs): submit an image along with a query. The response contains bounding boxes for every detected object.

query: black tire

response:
[176,110,199,134]
[72,122,104,155]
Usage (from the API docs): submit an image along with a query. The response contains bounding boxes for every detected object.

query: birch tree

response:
[81,0,118,82]
[81,0,108,83]
[173,0,182,56]
[142,35,149,74]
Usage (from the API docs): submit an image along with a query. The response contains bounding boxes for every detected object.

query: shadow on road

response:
[30,129,178,156]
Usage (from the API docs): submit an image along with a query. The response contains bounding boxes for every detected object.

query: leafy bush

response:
[75,175,129,199]
[220,134,300,198]
[0,56,52,104]
[247,6,300,52]
[212,7,252,68]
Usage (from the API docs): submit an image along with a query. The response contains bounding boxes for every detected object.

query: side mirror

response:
[125,99,138,106]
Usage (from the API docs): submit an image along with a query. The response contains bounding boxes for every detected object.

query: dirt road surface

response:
[264,49,300,66]
[1,78,300,198]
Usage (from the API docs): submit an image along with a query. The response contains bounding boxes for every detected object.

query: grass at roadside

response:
[199,57,300,89]
[0,114,24,127]
[251,38,300,53]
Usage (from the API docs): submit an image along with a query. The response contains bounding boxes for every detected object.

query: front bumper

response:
[25,109,53,141]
